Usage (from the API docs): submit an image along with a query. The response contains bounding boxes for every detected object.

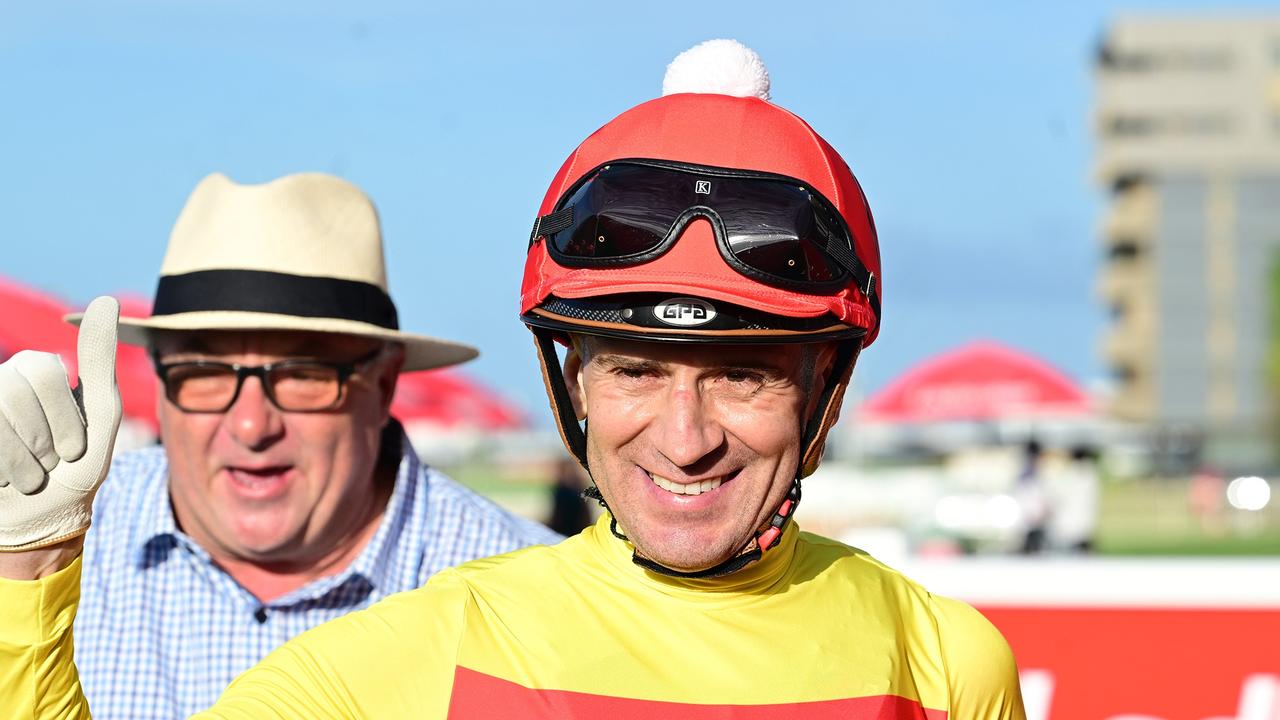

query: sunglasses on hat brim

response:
[530,159,878,316]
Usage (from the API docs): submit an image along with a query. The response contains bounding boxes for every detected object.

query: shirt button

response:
[254,607,268,624]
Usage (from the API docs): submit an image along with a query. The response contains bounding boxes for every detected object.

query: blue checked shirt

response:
[76,439,561,719]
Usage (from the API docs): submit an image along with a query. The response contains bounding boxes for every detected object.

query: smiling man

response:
[0,171,558,719]
[0,41,1023,718]
[142,330,401,598]
[562,337,831,573]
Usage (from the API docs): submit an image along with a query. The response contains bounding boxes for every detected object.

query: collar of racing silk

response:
[585,513,801,599]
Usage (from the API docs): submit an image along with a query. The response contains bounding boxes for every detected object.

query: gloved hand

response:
[0,296,121,551]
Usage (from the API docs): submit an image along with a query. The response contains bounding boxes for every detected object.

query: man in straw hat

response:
[0,172,558,718]
[0,42,1024,717]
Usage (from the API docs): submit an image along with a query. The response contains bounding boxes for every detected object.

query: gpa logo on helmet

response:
[654,297,717,327]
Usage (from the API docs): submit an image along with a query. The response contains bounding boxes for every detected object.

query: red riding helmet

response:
[521,90,881,346]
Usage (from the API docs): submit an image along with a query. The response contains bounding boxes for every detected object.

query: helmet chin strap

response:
[583,479,802,579]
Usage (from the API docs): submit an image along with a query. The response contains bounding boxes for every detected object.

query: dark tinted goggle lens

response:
[551,165,689,260]
[716,179,850,285]
[547,163,852,288]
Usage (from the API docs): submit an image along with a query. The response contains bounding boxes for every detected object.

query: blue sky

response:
[2,1,1272,421]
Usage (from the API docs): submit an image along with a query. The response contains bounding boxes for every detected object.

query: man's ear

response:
[563,346,588,421]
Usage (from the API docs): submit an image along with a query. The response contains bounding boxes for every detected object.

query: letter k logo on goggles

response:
[529,159,879,320]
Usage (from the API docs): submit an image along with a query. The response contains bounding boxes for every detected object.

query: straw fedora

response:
[67,172,478,371]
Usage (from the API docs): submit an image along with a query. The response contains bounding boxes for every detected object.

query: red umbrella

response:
[392,369,524,431]
[0,277,78,370]
[0,280,160,434]
[860,341,1091,423]
[113,296,160,433]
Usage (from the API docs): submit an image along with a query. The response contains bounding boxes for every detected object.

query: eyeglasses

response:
[153,348,383,413]
[530,159,877,310]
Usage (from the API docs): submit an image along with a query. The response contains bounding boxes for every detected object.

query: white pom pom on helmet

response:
[661,39,771,100]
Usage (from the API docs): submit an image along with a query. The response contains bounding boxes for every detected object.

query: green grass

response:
[1096,477,1280,556]
[440,462,557,522]
[443,463,548,498]
[1097,535,1280,555]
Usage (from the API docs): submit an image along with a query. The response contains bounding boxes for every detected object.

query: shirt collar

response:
[295,434,421,601]
[134,457,184,568]
[132,429,424,606]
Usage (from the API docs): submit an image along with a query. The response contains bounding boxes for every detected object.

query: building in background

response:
[1095,15,1280,469]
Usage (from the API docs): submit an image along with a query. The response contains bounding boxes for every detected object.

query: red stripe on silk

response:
[448,666,947,719]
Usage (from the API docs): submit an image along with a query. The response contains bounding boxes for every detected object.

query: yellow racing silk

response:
[1,516,1025,719]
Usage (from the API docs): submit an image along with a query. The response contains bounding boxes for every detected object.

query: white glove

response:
[0,296,121,551]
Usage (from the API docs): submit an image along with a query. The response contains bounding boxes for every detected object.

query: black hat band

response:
[152,269,399,330]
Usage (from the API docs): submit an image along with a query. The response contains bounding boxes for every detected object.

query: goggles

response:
[530,159,878,312]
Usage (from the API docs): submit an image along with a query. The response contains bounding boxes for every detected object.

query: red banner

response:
[979,606,1280,720]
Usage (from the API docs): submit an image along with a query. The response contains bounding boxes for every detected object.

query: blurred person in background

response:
[1047,445,1100,553]
[1189,465,1228,537]
[0,41,1023,718]
[546,457,592,536]
[1015,439,1050,554]
[0,172,558,719]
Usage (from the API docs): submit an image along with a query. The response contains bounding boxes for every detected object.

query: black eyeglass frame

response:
[152,347,385,414]
[530,158,878,309]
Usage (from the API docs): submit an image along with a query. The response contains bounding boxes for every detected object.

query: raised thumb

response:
[73,296,121,464]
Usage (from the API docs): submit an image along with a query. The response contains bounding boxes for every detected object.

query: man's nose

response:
[653,380,726,469]
[226,375,284,450]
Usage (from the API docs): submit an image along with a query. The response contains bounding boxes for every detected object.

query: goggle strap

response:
[823,236,879,319]
[532,330,590,469]
[865,273,880,321]
[529,207,575,248]
[823,234,860,277]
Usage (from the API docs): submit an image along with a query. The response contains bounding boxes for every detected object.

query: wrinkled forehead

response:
[575,333,817,370]
[151,329,384,359]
